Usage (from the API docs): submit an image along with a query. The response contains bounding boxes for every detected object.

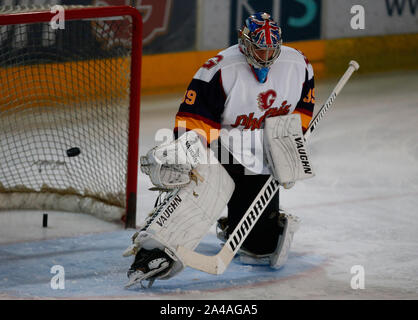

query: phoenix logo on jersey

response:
[257,89,277,110]
[232,94,291,130]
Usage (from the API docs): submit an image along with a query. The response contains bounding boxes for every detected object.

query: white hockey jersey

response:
[175,44,315,174]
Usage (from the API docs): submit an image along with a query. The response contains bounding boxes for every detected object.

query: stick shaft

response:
[304,60,359,140]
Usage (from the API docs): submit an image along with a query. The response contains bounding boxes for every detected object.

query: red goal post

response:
[0,6,142,228]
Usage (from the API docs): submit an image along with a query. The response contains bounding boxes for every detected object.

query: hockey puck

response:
[66,147,81,157]
[43,213,48,228]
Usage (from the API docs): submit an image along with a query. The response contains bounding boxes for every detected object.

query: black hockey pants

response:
[221,161,283,256]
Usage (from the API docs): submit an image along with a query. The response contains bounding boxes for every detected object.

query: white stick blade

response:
[176,245,231,275]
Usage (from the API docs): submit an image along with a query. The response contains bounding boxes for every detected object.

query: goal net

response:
[0,5,142,227]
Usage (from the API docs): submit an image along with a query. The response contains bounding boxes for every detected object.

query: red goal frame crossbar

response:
[0,6,143,228]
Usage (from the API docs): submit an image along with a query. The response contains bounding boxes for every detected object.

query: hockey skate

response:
[270,211,301,269]
[125,248,173,288]
[216,216,229,243]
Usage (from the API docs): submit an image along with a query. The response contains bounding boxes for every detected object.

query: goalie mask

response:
[238,12,282,72]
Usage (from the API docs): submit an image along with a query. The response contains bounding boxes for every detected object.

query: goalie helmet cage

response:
[0,5,142,228]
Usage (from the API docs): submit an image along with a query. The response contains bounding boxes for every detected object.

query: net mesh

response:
[0,7,136,221]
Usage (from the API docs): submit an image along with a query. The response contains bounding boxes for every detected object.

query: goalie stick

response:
[176,60,360,275]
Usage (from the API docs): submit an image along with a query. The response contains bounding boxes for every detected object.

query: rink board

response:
[0,230,325,298]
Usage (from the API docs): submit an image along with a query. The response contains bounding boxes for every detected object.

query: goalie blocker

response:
[264,114,315,185]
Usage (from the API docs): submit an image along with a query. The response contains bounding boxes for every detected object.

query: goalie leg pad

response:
[133,159,235,279]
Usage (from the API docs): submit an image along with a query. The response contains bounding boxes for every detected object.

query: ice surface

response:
[0,231,325,299]
[1,70,417,299]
